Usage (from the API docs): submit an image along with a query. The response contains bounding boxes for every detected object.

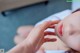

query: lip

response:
[58,23,63,36]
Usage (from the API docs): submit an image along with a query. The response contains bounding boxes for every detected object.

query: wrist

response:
[22,40,36,53]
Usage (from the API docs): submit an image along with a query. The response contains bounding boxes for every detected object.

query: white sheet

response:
[35,9,71,32]
[45,50,66,53]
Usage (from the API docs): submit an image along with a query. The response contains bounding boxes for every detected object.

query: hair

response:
[64,8,80,53]
[72,8,80,13]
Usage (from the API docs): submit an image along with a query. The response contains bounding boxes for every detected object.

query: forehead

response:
[63,11,80,27]
[66,11,80,21]
[68,11,80,27]
[71,11,80,17]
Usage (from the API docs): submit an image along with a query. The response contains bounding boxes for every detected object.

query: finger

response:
[37,21,53,31]
[44,38,57,43]
[51,20,60,25]
[49,25,55,28]
[44,31,56,35]
[14,35,26,45]
[17,26,34,37]
[25,21,57,51]
[25,21,53,46]
[48,20,60,28]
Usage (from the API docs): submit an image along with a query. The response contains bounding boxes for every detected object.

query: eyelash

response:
[69,24,76,35]
[69,31,75,35]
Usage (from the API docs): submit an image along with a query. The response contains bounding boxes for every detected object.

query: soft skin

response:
[7,21,59,53]
[55,11,80,52]
[7,10,80,53]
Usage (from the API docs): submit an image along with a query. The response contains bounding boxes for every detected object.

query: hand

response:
[7,20,60,53]
[14,26,45,53]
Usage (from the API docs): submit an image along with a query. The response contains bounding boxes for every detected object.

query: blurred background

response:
[0,0,72,52]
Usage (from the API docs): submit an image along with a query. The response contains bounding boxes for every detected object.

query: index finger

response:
[37,20,60,31]
[49,20,60,28]
[25,20,60,47]
[51,20,60,25]
[25,21,53,45]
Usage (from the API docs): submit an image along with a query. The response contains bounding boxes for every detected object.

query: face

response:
[55,11,80,52]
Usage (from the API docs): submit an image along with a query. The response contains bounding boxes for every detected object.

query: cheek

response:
[66,37,80,52]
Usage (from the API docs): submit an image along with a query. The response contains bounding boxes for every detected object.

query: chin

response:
[67,41,80,52]
[72,46,80,52]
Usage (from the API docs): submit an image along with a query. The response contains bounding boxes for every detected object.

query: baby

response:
[14,8,80,53]
[55,8,80,53]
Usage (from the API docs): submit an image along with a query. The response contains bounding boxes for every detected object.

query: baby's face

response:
[55,11,80,52]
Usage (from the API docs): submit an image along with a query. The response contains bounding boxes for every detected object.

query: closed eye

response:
[69,30,75,35]
[69,24,76,35]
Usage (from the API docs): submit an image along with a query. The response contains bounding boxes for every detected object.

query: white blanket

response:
[45,50,66,53]
[35,9,71,53]
[36,9,71,32]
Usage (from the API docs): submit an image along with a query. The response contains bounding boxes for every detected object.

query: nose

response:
[64,25,75,35]
[64,25,70,33]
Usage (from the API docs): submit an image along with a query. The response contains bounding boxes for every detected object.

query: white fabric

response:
[45,50,66,53]
[36,9,71,32]
[36,9,71,25]
[35,9,71,53]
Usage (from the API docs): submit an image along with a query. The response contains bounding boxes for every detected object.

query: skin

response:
[14,26,45,53]
[7,11,80,53]
[14,26,34,44]
[14,26,68,51]
[55,11,80,52]
[7,21,59,53]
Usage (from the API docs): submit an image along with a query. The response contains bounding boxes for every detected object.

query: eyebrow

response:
[72,8,80,13]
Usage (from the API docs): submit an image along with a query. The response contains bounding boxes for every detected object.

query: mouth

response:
[58,23,63,36]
